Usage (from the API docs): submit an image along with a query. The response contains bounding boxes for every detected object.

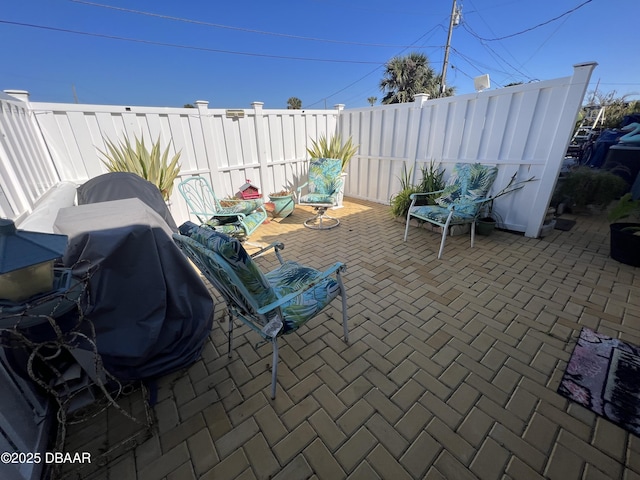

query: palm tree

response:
[287,97,302,109]
[367,96,377,106]
[379,52,453,104]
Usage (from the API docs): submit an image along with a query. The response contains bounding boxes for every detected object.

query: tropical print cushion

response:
[435,163,498,216]
[299,192,337,204]
[217,199,264,215]
[179,221,339,337]
[205,210,266,238]
[306,158,343,196]
[241,210,267,234]
[264,261,341,334]
[179,222,279,327]
[410,205,476,225]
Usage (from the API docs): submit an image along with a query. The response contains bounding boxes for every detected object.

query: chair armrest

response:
[409,189,444,200]
[250,241,285,264]
[212,212,247,219]
[296,182,309,198]
[256,262,346,315]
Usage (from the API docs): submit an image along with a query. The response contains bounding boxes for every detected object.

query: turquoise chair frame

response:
[403,163,498,259]
[173,222,349,398]
[178,176,267,240]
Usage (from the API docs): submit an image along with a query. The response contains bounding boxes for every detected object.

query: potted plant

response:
[267,190,295,218]
[99,134,181,202]
[476,172,536,235]
[307,133,359,208]
[390,161,444,219]
[608,193,640,266]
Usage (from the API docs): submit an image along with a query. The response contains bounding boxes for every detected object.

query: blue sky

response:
[2,0,638,109]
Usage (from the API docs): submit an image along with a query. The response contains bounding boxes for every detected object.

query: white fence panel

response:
[339,63,595,237]
[0,91,59,221]
[3,63,593,235]
[20,99,337,225]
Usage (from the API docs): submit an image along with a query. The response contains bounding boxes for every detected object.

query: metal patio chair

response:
[403,163,498,259]
[297,158,344,230]
[173,222,349,398]
[178,176,267,240]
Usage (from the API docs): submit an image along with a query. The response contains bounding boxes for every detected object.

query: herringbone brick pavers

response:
[61,198,640,480]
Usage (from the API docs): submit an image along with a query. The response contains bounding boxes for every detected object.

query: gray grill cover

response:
[77,172,178,233]
[54,198,213,381]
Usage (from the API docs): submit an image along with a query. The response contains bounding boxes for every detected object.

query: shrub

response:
[390,161,444,218]
[558,167,628,210]
[99,134,181,202]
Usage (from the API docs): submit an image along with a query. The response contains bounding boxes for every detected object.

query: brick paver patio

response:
[62,197,640,480]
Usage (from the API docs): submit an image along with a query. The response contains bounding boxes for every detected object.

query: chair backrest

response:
[307,158,344,196]
[174,222,279,328]
[178,176,221,223]
[436,163,498,216]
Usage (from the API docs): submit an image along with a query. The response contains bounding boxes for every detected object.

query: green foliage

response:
[287,97,302,109]
[367,96,377,106]
[379,52,454,104]
[306,134,358,172]
[603,99,640,129]
[608,193,640,223]
[558,167,628,209]
[99,134,181,202]
[389,161,445,218]
[582,90,640,129]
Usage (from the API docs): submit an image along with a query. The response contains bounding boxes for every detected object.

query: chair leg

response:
[227,311,234,359]
[303,206,340,230]
[438,212,455,259]
[337,269,349,343]
[403,212,411,242]
[471,219,476,248]
[270,337,279,399]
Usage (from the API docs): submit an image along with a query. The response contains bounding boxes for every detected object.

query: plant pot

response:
[268,194,295,218]
[476,217,496,236]
[610,222,640,267]
[333,172,347,209]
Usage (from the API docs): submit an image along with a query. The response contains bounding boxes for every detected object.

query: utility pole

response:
[440,0,460,96]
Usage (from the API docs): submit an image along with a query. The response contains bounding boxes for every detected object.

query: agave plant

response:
[306,134,358,172]
[99,134,181,201]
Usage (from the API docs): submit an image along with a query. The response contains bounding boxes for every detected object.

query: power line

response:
[466,0,593,42]
[306,24,447,107]
[463,0,535,79]
[0,19,386,65]
[70,0,434,49]
[459,23,535,81]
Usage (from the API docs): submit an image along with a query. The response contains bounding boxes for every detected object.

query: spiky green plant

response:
[389,161,445,218]
[306,134,358,172]
[99,134,181,201]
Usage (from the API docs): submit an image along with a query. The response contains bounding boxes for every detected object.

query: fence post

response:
[251,102,269,198]
[407,94,430,183]
[194,99,224,195]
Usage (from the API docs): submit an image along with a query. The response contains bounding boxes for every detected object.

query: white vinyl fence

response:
[339,62,596,237]
[0,91,60,223]
[1,62,596,237]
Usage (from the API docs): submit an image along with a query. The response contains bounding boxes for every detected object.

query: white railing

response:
[1,62,596,237]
